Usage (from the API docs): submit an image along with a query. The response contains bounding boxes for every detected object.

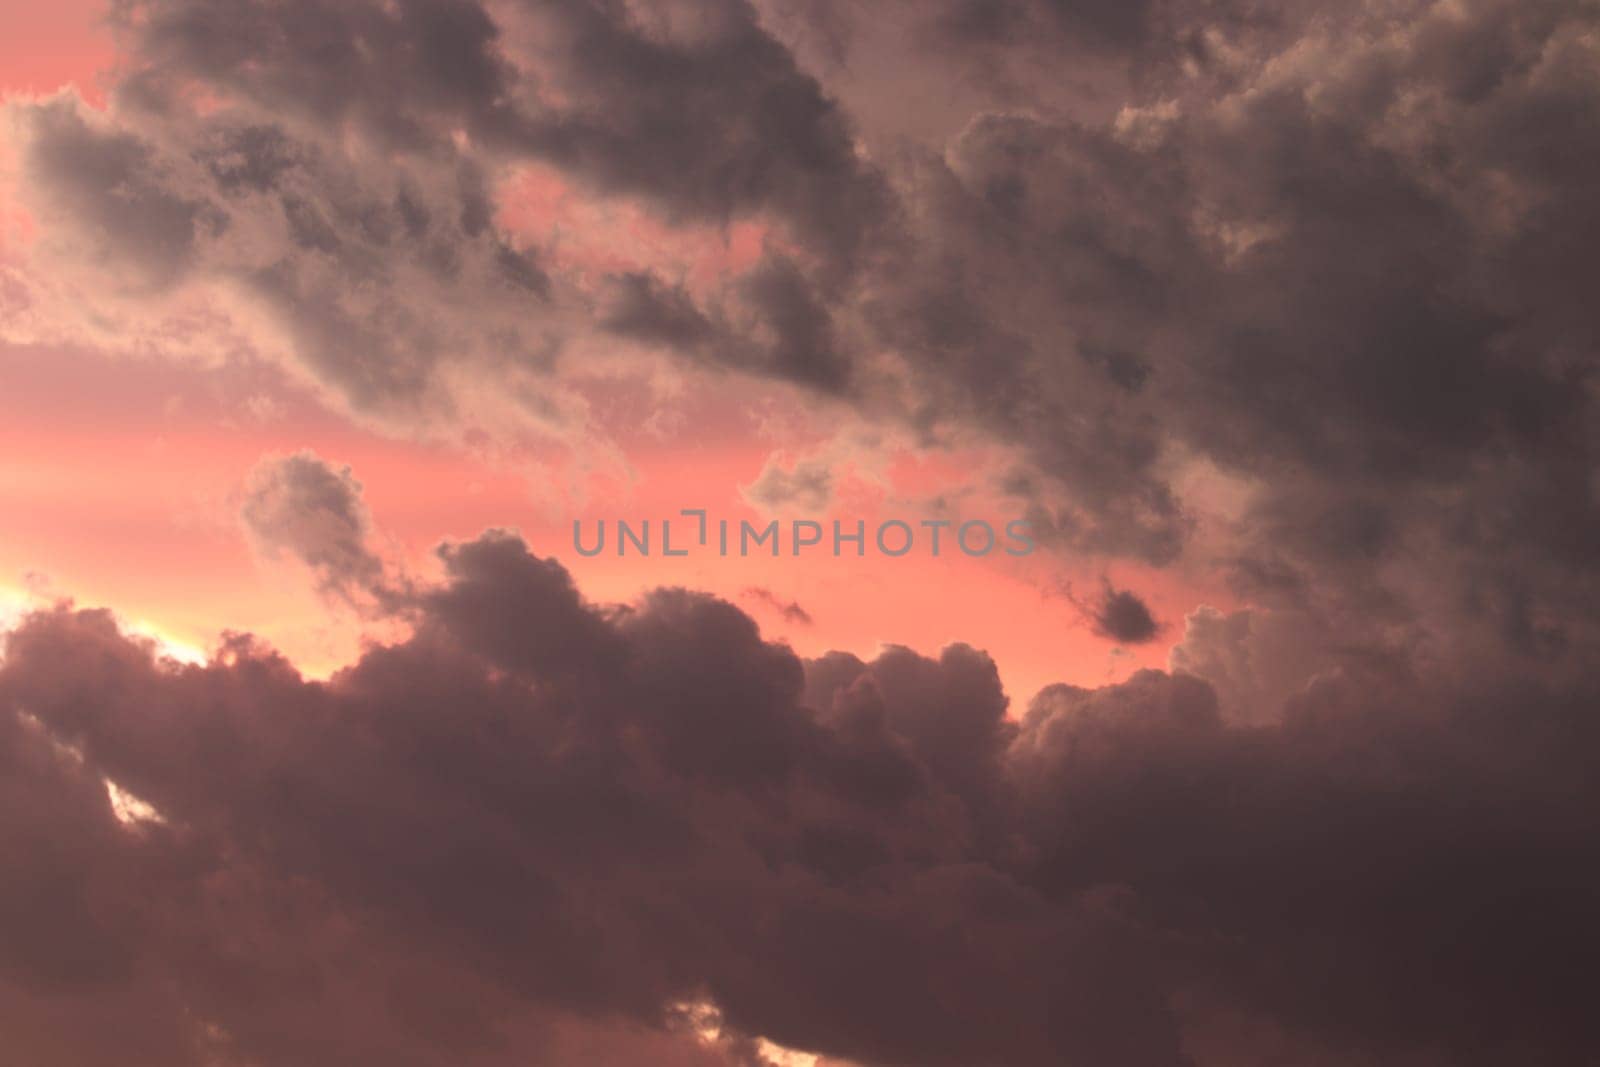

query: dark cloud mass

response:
[2,539,1599,1065]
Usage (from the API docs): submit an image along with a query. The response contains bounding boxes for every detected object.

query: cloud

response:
[1050,578,1163,645]
[4,2,1600,1059]
[240,451,386,602]
[742,453,835,512]
[1167,605,1345,724]
[9,0,1600,651]
[843,0,1600,652]
[741,587,815,625]
[12,88,563,425]
[15,98,220,292]
[1089,582,1161,644]
[5,0,891,429]
[2,531,1599,1064]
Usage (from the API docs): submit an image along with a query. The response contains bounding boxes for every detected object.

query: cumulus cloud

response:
[2,538,1598,1065]
[1167,605,1346,724]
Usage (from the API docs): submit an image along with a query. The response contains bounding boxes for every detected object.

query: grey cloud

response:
[599,257,852,390]
[13,0,891,426]
[931,0,1159,53]
[241,451,385,601]
[116,0,893,270]
[1168,605,1342,724]
[501,0,895,277]
[600,271,718,351]
[742,453,834,512]
[735,255,850,390]
[19,99,221,291]
[15,92,559,420]
[852,0,1600,650]
[861,112,1201,563]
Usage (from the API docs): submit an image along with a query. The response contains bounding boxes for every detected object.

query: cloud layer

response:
[3,534,1598,1065]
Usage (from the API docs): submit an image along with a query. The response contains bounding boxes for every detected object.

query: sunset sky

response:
[0,0,1217,701]
[2,1,1598,1064]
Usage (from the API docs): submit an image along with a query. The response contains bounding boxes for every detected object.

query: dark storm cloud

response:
[3,539,1599,1065]
[849,0,1600,657]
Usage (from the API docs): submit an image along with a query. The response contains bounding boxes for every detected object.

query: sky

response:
[1,1,1598,1065]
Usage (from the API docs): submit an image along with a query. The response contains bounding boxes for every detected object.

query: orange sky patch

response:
[0,1,115,103]
[0,336,1211,705]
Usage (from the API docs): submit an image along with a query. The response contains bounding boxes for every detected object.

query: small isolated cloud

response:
[741,587,815,626]
[742,454,834,512]
[240,451,385,603]
[1052,578,1163,645]
[1090,583,1161,644]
